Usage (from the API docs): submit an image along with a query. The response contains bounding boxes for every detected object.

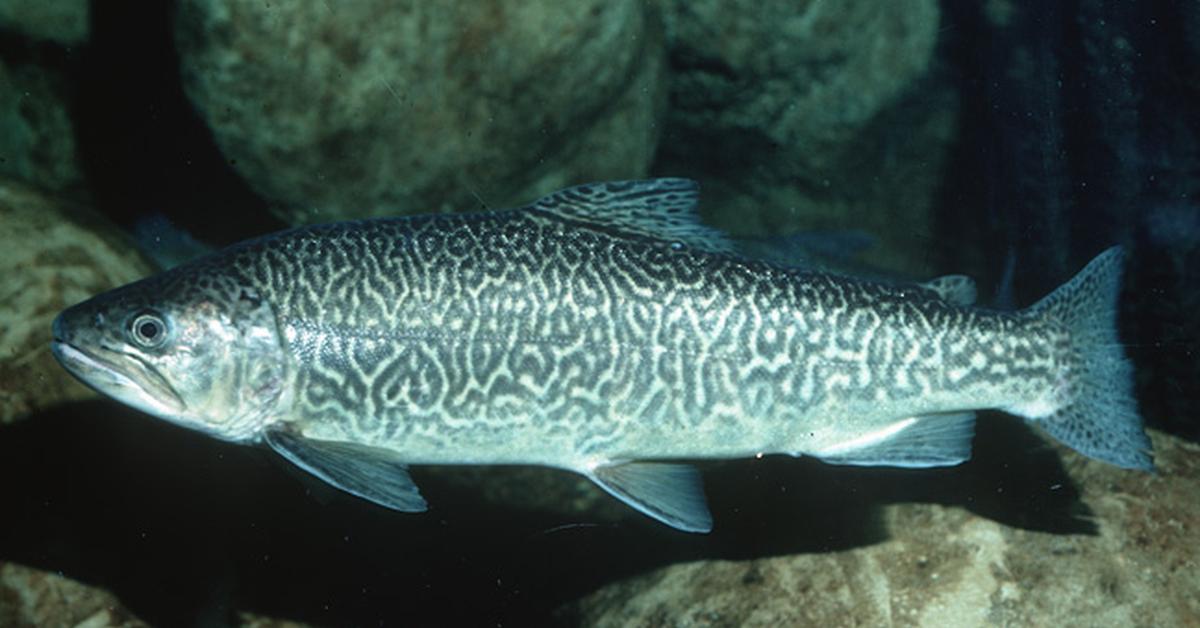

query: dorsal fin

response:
[921,274,977,306]
[528,178,735,255]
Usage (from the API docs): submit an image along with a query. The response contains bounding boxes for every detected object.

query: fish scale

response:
[51,178,1153,533]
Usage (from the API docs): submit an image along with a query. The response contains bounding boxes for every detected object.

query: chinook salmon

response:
[50,179,1153,532]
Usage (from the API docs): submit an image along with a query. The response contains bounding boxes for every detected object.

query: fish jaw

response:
[50,335,188,418]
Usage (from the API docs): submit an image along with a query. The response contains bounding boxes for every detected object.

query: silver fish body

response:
[51,179,1153,532]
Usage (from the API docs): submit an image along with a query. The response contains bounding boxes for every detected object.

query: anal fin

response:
[589,461,712,533]
[814,412,977,468]
[265,429,427,512]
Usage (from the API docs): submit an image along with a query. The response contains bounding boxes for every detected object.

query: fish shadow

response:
[0,404,1091,626]
[702,410,1095,559]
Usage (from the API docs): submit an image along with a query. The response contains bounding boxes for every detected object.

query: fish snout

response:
[51,310,65,340]
[51,305,84,344]
[50,307,83,366]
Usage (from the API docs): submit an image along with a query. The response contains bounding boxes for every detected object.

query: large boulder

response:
[175,0,667,225]
[0,1,89,46]
[0,560,316,627]
[0,55,86,197]
[0,562,147,628]
[659,0,955,275]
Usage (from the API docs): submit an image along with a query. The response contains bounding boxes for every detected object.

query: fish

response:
[50,178,1153,533]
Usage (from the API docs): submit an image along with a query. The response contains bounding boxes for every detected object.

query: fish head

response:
[51,264,289,443]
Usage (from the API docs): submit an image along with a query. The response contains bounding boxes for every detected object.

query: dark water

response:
[1,1,1197,625]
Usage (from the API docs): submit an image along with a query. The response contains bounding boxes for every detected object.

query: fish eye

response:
[128,310,170,349]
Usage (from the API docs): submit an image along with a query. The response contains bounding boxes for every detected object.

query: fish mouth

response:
[50,339,187,416]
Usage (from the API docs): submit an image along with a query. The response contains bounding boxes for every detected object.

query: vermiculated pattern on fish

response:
[51,178,1153,532]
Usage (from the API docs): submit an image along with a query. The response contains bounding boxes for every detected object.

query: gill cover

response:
[51,268,290,443]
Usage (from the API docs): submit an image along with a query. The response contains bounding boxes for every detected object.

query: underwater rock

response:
[564,429,1200,626]
[0,55,86,196]
[175,0,666,225]
[0,178,153,424]
[0,561,317,627]
[658,0,955,276]
[0,562,148,627]
[0,1,89,46]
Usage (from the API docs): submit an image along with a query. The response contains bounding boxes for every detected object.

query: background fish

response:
[50,179,1153,532]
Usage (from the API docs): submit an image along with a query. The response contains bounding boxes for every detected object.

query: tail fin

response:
[1024,246,1154,471]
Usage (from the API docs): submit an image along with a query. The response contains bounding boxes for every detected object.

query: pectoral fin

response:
[589,461,713,533]
[265,429,427,512]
